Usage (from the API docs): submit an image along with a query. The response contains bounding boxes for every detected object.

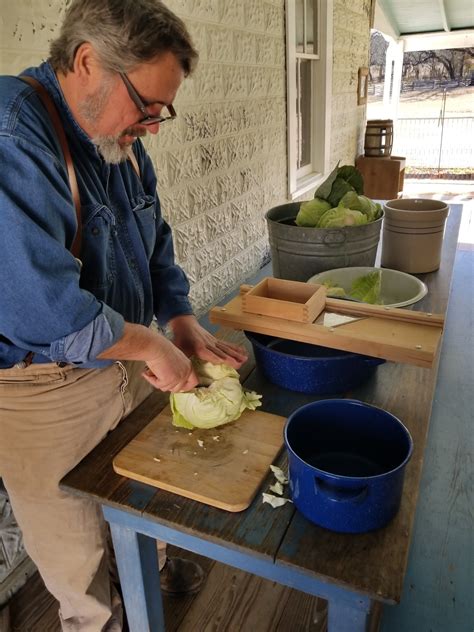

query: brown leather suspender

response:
[21,75,83,258]
[127,146,140,179]
[20,76,141,256]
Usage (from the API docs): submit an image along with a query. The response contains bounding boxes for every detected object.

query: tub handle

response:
[323,230,346,247]
[315,477,368,503]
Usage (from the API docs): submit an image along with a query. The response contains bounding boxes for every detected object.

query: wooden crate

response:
[241,277,326,323]
[356,155,406,200]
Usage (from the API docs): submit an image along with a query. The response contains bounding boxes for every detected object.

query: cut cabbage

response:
[170,358,262,430]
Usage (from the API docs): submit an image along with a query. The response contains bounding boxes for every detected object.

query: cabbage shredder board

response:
[113,405,286,512]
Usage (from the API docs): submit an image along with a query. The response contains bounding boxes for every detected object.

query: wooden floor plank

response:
[6,546,328,632]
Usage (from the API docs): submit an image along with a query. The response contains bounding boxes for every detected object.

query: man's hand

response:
[97,322,199,392]
[168,315,248,369]
[141,335,199,392]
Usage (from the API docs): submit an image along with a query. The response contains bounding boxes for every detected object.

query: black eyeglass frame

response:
[119,72,177,126]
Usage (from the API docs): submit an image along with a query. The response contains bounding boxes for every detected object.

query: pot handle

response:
[315,477,368,503]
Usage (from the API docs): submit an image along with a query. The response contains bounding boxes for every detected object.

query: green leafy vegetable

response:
[315,163,365,208]
[296,162,383,229]
[349,270,382,304]
[295,198,332,227]
[326,177,356,207]
[339,192,383,222]
[170,358,262,430]
[337,165,364,194]
[314,162,340,200]
[322,280,347,298]
[318,207,368,228]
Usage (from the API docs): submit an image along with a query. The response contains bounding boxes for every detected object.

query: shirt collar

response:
[24,60,101,158]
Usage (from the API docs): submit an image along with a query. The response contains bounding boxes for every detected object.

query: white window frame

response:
[286,0,333,199]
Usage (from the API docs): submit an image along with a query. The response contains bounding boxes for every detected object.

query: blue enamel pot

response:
[245,332,385,395]
[284,399,413,533]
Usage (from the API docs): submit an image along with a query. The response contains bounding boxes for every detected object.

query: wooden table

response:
[61,206,462,632]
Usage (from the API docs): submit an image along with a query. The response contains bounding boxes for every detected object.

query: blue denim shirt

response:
[0,62,193,369]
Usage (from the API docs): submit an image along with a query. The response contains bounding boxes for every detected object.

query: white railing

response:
[392,117,474,168]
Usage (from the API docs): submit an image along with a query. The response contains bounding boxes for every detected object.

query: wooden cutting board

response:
[113,405,286,512]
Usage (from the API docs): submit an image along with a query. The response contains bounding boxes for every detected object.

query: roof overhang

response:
[374,0,474,50]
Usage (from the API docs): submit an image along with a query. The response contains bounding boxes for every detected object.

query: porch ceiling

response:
[377,0,474,36]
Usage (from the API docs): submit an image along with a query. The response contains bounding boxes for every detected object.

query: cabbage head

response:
[295,198,331,227]
[191,358,239,385]
[170,358,262,430]
[318,207,368,228]
[339,192,382,222]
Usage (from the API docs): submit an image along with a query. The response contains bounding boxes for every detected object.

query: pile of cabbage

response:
[295,163,383,229]
[170,358,262,430]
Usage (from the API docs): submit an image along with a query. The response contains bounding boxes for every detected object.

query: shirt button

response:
[91,227,100,236]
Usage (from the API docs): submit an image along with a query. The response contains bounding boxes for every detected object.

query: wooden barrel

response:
[364,119,393,157]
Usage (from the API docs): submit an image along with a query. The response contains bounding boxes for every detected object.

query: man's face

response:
[78,51,184,163]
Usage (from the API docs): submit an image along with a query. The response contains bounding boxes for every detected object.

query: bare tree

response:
[403,48,474,81]
[370,31,389,81]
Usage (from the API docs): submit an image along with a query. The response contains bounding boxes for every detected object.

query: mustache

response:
[120,126,148,139]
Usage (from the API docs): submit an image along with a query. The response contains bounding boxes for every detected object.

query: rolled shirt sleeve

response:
[48,306,124,365]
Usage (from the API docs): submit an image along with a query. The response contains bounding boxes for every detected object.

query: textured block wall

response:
[330,0,372,169]
[151,0,288,314]
[0,0,288,317]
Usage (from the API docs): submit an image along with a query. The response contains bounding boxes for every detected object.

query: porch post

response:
[383,39,405,121]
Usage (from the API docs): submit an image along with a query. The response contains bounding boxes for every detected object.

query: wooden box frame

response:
[241,278,326,323]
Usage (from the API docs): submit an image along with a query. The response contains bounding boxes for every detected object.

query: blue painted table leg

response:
[104,506,379,632]
[328,598,374,632]
[109,522,164,632]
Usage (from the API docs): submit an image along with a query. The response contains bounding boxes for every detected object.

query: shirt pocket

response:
[132,194,157,260]
[79,203,117,290]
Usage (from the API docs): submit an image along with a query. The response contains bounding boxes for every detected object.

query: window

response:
[286,0,333,198]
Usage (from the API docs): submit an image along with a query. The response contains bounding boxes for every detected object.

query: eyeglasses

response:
[119,72,177,126]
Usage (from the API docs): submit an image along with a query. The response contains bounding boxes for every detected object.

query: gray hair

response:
[49,0,198,76]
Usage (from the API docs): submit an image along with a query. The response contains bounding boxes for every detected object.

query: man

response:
[0,1,247,630]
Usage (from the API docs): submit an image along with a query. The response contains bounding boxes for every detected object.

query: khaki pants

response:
[0,360,166,631]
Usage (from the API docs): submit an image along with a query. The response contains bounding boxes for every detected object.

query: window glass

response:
[296,0,304,52]
[306,0,316,54]
[297,59,312,169]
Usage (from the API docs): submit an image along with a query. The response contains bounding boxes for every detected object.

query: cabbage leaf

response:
[295,198,331,227]
[322,280,347,298]
[315,163,364,207]
[349,270,382,304]
[339,191,383,222]
[318,207,368,228]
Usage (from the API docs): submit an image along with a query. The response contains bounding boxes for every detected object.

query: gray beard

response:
[92,134,130,164]
[78,82,142,164]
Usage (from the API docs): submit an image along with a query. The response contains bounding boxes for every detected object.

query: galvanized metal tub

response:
[266,202,383,282]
